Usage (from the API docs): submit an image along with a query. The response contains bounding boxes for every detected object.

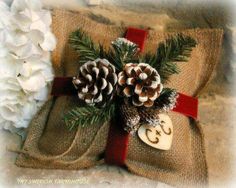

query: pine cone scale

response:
[148,91,158,101]
[143,100,154,107]
[134,84,142,95]
[118,72,126,86]
[143,66,152,75]
[139,92,148,102]
[132,95,143,106]
[108,73,118,85]
[104,83,113,95]
[92,67,99,78]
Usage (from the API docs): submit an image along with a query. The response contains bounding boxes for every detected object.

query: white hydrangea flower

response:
[0,0,56,132]
[11,0,42,13]
[0,2,11,58]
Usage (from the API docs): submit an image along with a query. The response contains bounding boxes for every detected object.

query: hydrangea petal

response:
[40,32,56,51]
[17,72,46,92]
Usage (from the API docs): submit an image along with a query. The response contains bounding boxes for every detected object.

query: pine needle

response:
[69,30,138,71]
[145,34,197,83]
[63,104,116,130]
[105,38,139,71]
[156,34,197,63]
[69,29,101,64]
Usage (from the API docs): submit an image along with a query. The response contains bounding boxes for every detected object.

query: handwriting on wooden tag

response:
[137,113,173,150]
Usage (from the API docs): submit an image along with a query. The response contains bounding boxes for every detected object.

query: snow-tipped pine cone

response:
[72,58,118,107]
[119,101,141,133]
[138,108,160,126]
[118,63,163,107]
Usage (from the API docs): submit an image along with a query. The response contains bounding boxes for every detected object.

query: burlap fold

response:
[16,9,223,187]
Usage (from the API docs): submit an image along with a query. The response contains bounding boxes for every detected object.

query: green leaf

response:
[63,104,116,130]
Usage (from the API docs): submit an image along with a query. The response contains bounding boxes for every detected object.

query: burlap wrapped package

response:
[16,9,223,187]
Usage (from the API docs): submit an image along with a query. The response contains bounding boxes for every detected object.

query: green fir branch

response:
[105,39,139,71]
[156,61,180,83]
[64,104,116,131]
[156,34,197,64]
[69,29,102,64]
[69,30,138,71]
[146,34,197,83]
[142,52,158,66]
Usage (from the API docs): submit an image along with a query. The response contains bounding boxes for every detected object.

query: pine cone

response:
[118,63,163,107]
[73,58,118,107]
[155,88,178,112]
[119,101,140,134]
[138,108,160,126]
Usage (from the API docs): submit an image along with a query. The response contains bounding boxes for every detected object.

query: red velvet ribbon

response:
[51,77,77,96]
[51,28,198,166]
[172,93,198,120]
[125,27,148,52]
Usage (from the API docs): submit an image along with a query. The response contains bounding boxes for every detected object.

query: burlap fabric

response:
[15,9,223,187]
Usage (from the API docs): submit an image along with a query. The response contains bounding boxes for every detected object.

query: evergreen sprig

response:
[69,29,103,64]
[69,30,139,71]
[147,34,197,83]
[64,104,116,131]
[106,39,139,70]
[154,88,178,111]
